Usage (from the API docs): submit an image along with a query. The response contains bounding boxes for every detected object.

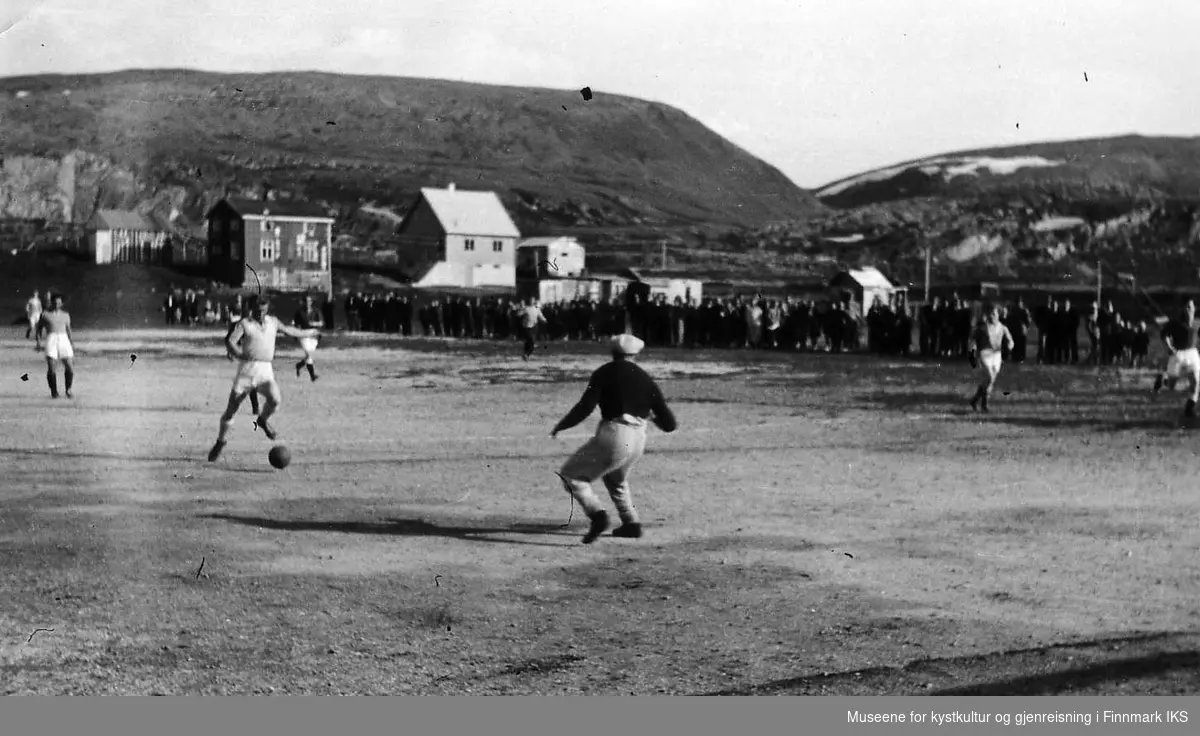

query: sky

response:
[1,0,1197,188]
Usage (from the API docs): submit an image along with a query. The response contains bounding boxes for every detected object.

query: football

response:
[268,444,291,470]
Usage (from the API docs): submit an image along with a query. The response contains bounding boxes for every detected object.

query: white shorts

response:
[977,350,1002,379]
[231,360,276,396]
[298,337,319,354]
[28,313,41,329]
[44,333,74,361]
[1166,348,1200,378]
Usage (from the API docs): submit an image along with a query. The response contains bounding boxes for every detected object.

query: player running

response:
[1152,299,1200,419]
[967,302,1014,414]
[516,297,548,361]
[293,294,324,382]
[208,295,320,462]
[225,299,261,415]
[35,294,76,399]
[25,290,43,347]
[550,334,678,544]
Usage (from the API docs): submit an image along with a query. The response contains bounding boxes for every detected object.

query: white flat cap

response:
[610,334,645,356]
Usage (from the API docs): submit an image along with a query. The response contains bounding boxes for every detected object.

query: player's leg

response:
[61,357,74,398]
[980,359,1001,413]
[44,356,59,398]
[604,423,648,537]
[254,379,283,440]
[298,340,319,381]
[248,389,260,415]
[209,389,249,460]
[1184,356,1200,419]
[557,433,620,544]
[521,327,535,360]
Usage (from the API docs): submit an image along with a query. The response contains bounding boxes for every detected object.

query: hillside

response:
[813,135,1200,210]
[732,136,1200,289]
[0,69,823,240]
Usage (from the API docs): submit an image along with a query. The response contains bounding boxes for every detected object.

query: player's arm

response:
[648,384,678,433]
[1163,326,1177,353]
[34,313,46,341]
[967,326,979,367]
[551,381,600,437]
[276,317,319,339]
[64,314,73,343]
[225,320,247,359]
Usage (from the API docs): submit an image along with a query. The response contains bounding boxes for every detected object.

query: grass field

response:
[1,330,1198,696]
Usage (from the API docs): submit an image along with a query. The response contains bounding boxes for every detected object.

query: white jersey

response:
[229,315,282,363]
[26,297,42,318]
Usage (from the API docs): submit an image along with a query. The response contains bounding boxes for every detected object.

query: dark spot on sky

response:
[579,87,593,101]
[1015,122,1020,129]
[326,121,336,126]
[20,373,29,381]
[130,354,137,364]
[235,88,243,92]
[562,105,567,111]
[1084,72,1089,82]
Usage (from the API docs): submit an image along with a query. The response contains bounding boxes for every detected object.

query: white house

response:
[392,184,521,289]
[517,236,586,278]
[828,266,899,311]
[85,209,168,265]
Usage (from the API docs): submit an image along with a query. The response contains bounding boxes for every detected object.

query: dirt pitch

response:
[1,330,1198,696]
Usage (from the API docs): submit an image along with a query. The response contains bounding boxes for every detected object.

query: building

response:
[519,273,631,303]
[828,266,900,311]
[516,236,586,278]
[392,184,521,289]
[205,197,334,293]
[622,268,704,303]
[85,209,168,265]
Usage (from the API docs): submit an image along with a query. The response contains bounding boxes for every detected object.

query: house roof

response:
[416,187,520,238]
[518,236,581,248]
[832,266,894,290]
[213,197,334,220]
[89,209,162,232]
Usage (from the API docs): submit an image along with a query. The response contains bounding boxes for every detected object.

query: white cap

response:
[610,334,645,356]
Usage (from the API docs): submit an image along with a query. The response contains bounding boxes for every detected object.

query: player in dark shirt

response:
[293,295,324,381]
[551,333,677,544]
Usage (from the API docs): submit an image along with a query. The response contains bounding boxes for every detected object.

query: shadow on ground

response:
[701,631,1200,696]
[199,513,579,548]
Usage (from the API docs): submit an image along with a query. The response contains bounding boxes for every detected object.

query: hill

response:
[0,69,823,240]
[813,135,1200,210]
[730,136,1200,290]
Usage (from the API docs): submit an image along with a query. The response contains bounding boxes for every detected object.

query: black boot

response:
[582,510,610,545]
[306,363,318,382]
[47,371,58,399]
[612,523,643,539]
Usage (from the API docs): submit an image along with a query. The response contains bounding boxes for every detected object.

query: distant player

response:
[293,294,324,382]
[25,290,42,347]
[516,297,548,361]
[35,294,75,399]
[208,295,319,462]
[1152,300,1200,419]
[967,302,1014,414]
[550,334,677,544]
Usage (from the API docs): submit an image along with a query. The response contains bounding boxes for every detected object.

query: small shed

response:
[517,236,586,278]
[622,268,704,303]
[86,209,168,265]
[828,266,899,311]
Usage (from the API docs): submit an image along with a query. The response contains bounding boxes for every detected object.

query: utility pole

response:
[1096,258,1102,306]
[924,242,932,303]
[661,241,667,271]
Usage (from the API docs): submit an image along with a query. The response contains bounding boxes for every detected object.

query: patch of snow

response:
[15,90,30,99]
[816,155,1062,198]
[823,233,865,244]
[944,234,1005,263]
[1031,216,1087,233]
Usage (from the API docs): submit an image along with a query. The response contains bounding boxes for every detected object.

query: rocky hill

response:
[736,136,1200,289]
[0,69,823,243]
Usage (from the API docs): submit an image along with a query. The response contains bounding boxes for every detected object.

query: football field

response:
[1,331,1198,695]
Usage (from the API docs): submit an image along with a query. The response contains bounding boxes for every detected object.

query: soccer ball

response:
[268,445,291,470]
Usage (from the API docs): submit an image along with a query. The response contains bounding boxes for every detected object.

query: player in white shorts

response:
[967,302,1014,414]
[226,304,261,415]
[292,294,324,382]
[1152,300,1200,419]
[208,295,320,462]
[35,294,75,399]
[25,290,43,348]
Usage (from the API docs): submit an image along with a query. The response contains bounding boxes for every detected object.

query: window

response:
[304,222,316,238]
[261,237,278,262]
[493,240,503,252]
[464,239,475,251]
[261,220,272,232]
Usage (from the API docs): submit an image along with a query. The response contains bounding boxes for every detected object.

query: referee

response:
[551,334,678,544]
